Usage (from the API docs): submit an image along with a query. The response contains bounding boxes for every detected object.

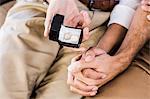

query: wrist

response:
[96,44,110,53]
[114,52,132,69]
[110,55,130,73]
[96,24,127,53]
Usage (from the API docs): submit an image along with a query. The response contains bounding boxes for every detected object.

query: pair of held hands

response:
[44,0,150,96]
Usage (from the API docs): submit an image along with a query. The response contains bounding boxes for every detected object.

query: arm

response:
[96,24,127,53]
[96,0,140,53]
[115,6,150,69]
[67,6,150,97]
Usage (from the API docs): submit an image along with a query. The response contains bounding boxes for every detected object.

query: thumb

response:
[92,47,106,56]
[82,27,90,41]
[68,61,82,73]
[83,47,106,62]
[68,59,92,73]
[71,54,82,64]
[82,49,95,62]
[68,54,83,73]
[44,6,56,37]
[80,10,91,28]
[63,46,87,52]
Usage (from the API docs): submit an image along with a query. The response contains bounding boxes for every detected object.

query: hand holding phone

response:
[49,14,83,48]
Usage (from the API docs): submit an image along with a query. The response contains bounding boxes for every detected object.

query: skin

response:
[96,23,127,53]
[67,13,128,96]
[45,0,150,97]
[44,0,78,36]
[141,0,150,20]
[67,2,150,97]
[45,0,92,51]
[67,1,127,96]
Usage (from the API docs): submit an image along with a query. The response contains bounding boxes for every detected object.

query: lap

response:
[0,2,59,99]
[0,1,108,98]
[34,41,150,99]
[32,26,106,99]
[1,1,149,99]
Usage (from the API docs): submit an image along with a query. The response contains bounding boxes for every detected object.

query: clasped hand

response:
[67,47,125,96]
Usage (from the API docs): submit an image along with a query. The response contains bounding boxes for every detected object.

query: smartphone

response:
[49,14,83,48]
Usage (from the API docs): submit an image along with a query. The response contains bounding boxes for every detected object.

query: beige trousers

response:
[0,1,149,99]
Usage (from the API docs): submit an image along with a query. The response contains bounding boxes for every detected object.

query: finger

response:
[83,47,106,62]
[82,69,107,80]
[72,78,98,92]
[68,61,88,73]
[147,15,150,20]
[71,55,81,63]
[96,75,113,88]
[141,0,150,5]
[68,61,82,73]
[76,72,103,86]
[71,54,82,63]
[68,56,95,73]
[44,6,56,37]
[68,61,93,73]
[141,0,147,5]
[71,14,84,27]
[93,47,106,56]
[141,4,150,12]
[64,12,79,27]
[74,11,91,28]
[80,11,91,28]
[82,27,90,41]
[70,86,97,96]
[82,49,95,62]
[63,46,86,52]
[67,71,74,85]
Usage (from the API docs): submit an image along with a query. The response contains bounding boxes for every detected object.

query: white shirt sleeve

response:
[108,0,141,29]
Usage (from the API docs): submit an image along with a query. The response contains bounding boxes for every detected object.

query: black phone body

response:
[49,14,83,48]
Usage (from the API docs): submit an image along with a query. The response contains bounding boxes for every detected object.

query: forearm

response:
[115,6,150,68]
[96,24,127,53]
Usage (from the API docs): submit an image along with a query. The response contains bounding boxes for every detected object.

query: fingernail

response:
[147,15,150,21]
[92,87,98,91]
[90,91,97,96]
